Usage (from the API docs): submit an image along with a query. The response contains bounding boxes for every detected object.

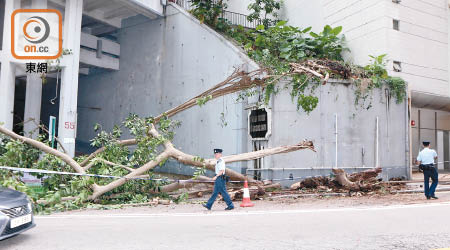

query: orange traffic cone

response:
[240,179,254,207]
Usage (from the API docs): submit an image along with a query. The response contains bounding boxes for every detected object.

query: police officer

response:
[416,141,439,200]
[202,148,234,210]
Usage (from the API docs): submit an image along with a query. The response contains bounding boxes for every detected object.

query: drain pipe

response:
[376,116,379,168]
[335,113,338,169]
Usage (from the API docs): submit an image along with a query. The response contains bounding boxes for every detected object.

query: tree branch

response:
[90,150,171,200]
[80,139,136,167]
[95,158,135,172]
[0,126,85,174]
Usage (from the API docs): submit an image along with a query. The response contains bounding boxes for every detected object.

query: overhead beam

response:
[103,7,132,19]
[49,0,122,28]
[90,26,118,36]
[84,0,108,12]
[81,32,120,56]
[115,0,161,19]
[80,48,119,70]
[79,68,90,75]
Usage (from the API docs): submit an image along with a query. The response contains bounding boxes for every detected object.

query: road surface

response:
[1,202,450,250]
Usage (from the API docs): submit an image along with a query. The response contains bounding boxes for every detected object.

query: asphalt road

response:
[1,202,450,250]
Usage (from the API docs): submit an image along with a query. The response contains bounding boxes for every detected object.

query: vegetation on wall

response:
[190,0,228,26]
[190,0,407,114]
[247,0,282,28]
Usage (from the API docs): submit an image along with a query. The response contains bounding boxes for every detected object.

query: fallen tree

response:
[0,62,320,210]
[290,167,384,192]
[0,124,314,201]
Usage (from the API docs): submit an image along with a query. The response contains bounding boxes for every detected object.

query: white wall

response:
[228,0,450,98]
[387,0,449,97]
[226,0,252,15]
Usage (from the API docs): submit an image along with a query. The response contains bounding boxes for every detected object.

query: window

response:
[393,19,400,30]
[393,61,402,72]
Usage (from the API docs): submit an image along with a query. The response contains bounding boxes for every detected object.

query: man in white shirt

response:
[416,141,439,199]
[202,148,234,210]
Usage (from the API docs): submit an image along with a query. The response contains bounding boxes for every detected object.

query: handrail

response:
[220,10,261,29]
[169,0,260,29]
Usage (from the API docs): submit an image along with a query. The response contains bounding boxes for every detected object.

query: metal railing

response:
[169,0,261,29]
[221,10,261,29]
[170,0,192,10]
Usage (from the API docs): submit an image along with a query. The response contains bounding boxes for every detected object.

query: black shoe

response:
[426,196,430,200]
[431,196,438,199]
[224,206,234,211]
[202,204,211,210]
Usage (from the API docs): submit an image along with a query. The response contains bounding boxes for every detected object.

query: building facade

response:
[228,0,450,172]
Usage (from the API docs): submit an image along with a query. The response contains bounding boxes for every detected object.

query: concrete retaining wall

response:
[247,79,409,186]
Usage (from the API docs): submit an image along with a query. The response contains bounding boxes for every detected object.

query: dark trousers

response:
[423,167,439,198]
[205,176,234,209]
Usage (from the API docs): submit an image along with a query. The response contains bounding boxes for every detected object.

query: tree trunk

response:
[332,168,360,191]
[155,176,214,193]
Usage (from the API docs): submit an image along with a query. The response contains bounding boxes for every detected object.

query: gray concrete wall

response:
[247,80,409,187]
[76,4,258,173]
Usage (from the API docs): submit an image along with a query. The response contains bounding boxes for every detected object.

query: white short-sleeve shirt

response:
[215,158,225,175]
[417,148,437,165]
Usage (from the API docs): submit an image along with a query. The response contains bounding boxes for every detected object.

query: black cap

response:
[214,148,223,154]
[423,141,430,146]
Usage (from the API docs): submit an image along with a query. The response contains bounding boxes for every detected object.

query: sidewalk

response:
[51,191,450,216]
[412,171,450,181]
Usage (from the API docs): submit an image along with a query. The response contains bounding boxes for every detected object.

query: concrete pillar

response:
[58,0,83,157]
[24,74,43,138]
[0,0,19,129]
[23,0,47,138]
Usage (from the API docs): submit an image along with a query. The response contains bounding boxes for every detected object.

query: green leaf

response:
[323,25,332,34]
[276,20,287,27]
[309,32,319,38]
[332,26,343,35]
[255,35,264,46]
[93,123,100,131]
[279,46,292,53]
[256,24,265,31]
[297,51,306,58]
[302,27,312,33]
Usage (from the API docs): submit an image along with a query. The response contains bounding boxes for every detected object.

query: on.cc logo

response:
[23,16,50,44]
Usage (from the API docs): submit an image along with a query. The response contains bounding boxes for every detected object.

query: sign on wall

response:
[249,108,269,139]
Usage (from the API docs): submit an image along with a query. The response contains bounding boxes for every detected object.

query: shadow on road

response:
[0,233,33,247]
